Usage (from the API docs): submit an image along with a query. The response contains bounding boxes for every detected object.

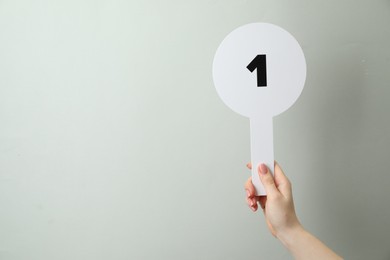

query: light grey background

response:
[1,1,390,259]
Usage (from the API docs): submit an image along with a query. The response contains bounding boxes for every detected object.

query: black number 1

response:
[246,54,267,87]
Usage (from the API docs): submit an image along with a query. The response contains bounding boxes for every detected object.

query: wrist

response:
[276,223,343,259]
[276,223,306,250]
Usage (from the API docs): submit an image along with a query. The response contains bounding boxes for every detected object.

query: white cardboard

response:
[213,23,306,195]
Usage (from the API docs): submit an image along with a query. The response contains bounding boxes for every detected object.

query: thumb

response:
[273,162,292,198]
[258,163,278,196]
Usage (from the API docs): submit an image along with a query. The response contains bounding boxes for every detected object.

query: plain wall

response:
[1,0,390,259]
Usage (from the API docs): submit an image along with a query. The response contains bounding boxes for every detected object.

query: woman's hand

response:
[244,162,301,238]
[244,162,343,259]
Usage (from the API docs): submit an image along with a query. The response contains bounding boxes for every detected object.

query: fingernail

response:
[247,197,255,207]
[259,163,268,175]
[246,189,250,198]
[250,206,256,212]
[251,198,257,207]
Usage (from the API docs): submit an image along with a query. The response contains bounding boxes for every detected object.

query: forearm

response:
[277,225,343,260]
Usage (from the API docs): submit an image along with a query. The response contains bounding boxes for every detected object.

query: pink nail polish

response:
[259,163,268,175]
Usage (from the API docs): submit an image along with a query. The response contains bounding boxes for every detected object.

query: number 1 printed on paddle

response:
[213,23,306,195]
[247,54,267,87]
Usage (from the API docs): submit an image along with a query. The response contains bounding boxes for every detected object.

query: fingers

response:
[244,178,256,198]
[245,161,292,215]
[247,161,290,198]
[258,163,279,196]
[244,176,258,211]
[245,162,272,211]
[244,164,255,198]
[248,199,258,212]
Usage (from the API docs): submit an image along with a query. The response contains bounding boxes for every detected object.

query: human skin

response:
[244,162,342,260]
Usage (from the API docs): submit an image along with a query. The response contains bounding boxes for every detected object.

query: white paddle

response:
[213,23,306,195]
